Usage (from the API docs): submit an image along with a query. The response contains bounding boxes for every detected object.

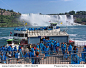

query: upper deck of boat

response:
[14,26,69,38]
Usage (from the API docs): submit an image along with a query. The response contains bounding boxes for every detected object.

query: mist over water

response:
[20,13,76,26]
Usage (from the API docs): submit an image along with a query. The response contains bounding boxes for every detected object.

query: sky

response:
[0,0,86,14]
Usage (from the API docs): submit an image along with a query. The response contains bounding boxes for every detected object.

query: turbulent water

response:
[0,25,86,46]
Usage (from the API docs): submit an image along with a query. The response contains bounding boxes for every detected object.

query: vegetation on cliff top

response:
[0,8,23,27]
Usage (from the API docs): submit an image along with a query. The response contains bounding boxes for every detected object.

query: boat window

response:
[25,34,27,37]
[18,34,20,37]
[20,34,24,37]
[14,33,17,36]
[8,41,12,44]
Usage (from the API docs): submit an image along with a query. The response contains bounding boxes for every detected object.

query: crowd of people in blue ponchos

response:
[0,38,86,64]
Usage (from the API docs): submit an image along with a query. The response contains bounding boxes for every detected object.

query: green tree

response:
[75,18,82,23]
[69,11,75,15]
[10,9,14,12]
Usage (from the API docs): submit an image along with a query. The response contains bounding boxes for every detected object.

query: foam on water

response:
[69,34,77,37]
[0,36,13,40]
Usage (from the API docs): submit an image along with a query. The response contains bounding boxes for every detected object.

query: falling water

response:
[20,13,76,26]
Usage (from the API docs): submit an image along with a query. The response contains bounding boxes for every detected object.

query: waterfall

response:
[20,13,75,26]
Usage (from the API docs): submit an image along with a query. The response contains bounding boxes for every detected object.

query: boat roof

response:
[7,39,14,41]
[14,26,60,31]
[50,23,57,24]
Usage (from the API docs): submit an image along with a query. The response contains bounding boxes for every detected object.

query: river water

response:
[0,25,86,46]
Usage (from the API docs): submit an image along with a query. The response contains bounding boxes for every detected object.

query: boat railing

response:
[27,29,68,37]
[0,51,86,64]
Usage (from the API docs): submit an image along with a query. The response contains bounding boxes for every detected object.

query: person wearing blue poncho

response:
[8,45,12,52]
[49,39,52,42]
[14,46,17,57]
[43,38,45,43]
[29,50,32,58]
[2,46,4,51]
[57,42,60,47]
[11,46,14,57]
[53,40,57,45]
[81,49,85,61]
[48,42,51,48]
[53,44,56,52]
[51,39,54,42]
[73,46,78,54]
[71,54,80,64]
[51,41,54,46]
[47,39,50,43]
[19,47,23,57]
[56,45,59,53]
[47,42,51,48]
[40,42,44,50]
[68,44,72,54]
[5,46,8,51]
[83,45,86,51]
[61,43,66,55]
[81,45,86,63]
[14,46,17,51]
[45,39,48,44]
[61,43,63,50]
[45,46,49,57]
[30,46,35,64]
[40,42,42,48]
[64,43,66,50]
[40,43,44,51]
[37,48,39,52]
[71,46,80,64]
[36,43,39,49]
[64,51,69,60]
[18,45,21,51]
[1,53,7,63]
[15,50,20,63]
[42,45,46,54]
[31,50,35,64]
[31,46,34,52]
[50,45,53,54]
[2,46,6,51]
[24,52,29,58]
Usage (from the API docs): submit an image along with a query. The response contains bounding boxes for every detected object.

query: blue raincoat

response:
[40,43,42,49]
[45,47,49,56]
[43,38,45,43]
[68,45,72,54]
[71,54,81,64]
[24,52,29,58]
[8,46,11,51]
[5,47,8,51]
[57,42,60,47]
[81,50,86,62]
[1,54,7,63]
[64,52,69,59]
[51,42,54,46]
[36,45,39,49]
[61,44,66,54]
[14,46,17,51]
[31,51,35,64]
[18,46,21,51]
